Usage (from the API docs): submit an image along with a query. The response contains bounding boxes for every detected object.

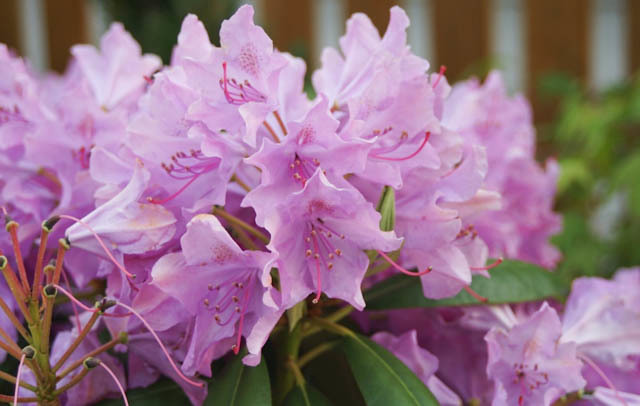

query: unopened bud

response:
[0,256,6,269]
[43,284,57,298]
[22,346,36,359]
[42,216,61,232]
[59,237,70,250]
[117,331,129,344]
[83,357,100,370]
[96,298,117,313]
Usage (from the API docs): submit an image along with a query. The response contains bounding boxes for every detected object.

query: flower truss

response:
[0,5,635,406]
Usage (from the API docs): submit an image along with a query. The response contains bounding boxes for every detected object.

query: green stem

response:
[231,174,252,193]
[0,369,38,392]
[309,317,355,338]
[52,368,89,396]
[303,306,354,338]
[0,394,39,403]
[0,296,30,341]
[41,293,56,357]
[298,340,340,369]
[230,223,259,250]
[52,311,100,372]
[275,323,303,405]
[212,206,270,244]
[56,335,124,381]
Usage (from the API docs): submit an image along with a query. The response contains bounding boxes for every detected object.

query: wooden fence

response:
[0,0,637,121]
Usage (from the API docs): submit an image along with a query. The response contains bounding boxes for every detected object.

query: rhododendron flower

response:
[66,163,176,261]
[443,71,561,268]
[486,303,585,406]
[71,22,161,111]
[561,267,640,370]
[268,170,401,309]
[151,214,282,371]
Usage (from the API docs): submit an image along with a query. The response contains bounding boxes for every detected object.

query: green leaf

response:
[96,379,190,406]
[376,186,395,232]
[340,334,438,406]
[364,259,568,310]
[206,354,271,406]
[284,384,333,406]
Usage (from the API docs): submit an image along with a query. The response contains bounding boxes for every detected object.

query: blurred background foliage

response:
[103,0,240,63]
[542,73,640,281]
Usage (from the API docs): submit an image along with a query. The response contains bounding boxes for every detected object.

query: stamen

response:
[150,158,219,205]
[232,286,252,355]
[432,65,447,88]
[470,257,503,271]
[58,214,135,280]
[5,219,30,294]
[53,285,132,318]
[463,285,488,303]
[98,360,130,406]
[61,268,82,332]
[370,132,431,162]
[13,353,26,406]
[219,62,267,105]
[376,250,432,276]
[51,237,69,286]
[114,301,204,388]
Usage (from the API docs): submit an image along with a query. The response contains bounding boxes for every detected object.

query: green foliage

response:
[541,72,640,279]
[96,379,190,405]
[340,334,438,406]
[364,260,567,310]
[103,0,239,63]
[283,384,333,406]
[206,354,272,406]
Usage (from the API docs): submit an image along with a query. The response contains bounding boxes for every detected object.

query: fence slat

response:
[347,0,400,34]
[433,0,490,82]
[44,0,88,72]
[526,0,589,121]
[0,0,21,52]
[263,0,313,65]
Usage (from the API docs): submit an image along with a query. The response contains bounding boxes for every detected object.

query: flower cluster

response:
[1,4,633,406]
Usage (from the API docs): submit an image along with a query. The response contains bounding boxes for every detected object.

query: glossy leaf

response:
[96,379,190,406]
[284,383,333,406]
[364,259,568,310]
[340,334,438,406]
[206,354,271,406]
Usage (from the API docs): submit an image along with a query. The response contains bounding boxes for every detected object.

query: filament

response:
[463,285,487,303]
[370,132,430,162]
[99,361,130,406]
[470,257,503,271]
[59,214,135,279]
[14,353,26,405]
[376,250,432,276]
[113,302,204,388]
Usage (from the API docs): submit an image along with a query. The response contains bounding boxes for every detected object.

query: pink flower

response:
[486,303,585,406]
[71,23,161,111]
